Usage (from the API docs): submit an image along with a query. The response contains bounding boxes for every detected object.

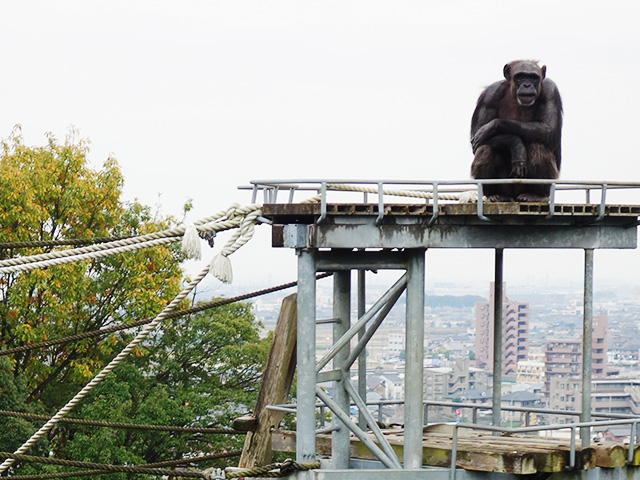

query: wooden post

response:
[238,293,298,467]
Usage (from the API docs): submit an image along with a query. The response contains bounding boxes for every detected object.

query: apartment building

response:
[548,377,640,424]
[475,282,529,377]
[544,315,609,395]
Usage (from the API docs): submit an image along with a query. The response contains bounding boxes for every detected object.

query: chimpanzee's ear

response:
[540,65,547,80]
[503,64,511,80]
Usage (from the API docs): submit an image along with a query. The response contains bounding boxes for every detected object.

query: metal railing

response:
[267,398,640,475]
[449,418,640,480]
[268,398,640,428]
[241,179,640,226]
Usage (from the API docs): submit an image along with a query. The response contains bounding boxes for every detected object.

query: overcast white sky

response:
[2,1,640,294]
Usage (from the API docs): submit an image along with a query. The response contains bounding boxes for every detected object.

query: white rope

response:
[326,183,465,201]
[0,237,178,274]
[299,184,478,204]
[0,208,233,268]
[0,204,262,275]
[0,265,211,474]
[209,208,261,284]
[181,224,202,260]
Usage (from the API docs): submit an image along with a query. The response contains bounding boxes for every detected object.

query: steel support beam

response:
[581,248,594,447]
[492,249,504,429]
[331,271,351,469]
[357,269,367,430]
[404,249,426,469]
[297,249,317,463]
[316,274,407,373]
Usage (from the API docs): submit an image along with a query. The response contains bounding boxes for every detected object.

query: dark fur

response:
[470,60,563,202]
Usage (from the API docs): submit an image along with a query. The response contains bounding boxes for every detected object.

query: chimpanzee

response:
[470,60,563,202]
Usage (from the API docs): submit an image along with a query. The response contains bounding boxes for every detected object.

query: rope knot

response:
[225,203,241,220]
[278,459,297,476]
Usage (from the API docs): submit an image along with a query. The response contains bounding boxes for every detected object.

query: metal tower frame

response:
[251,179,640,477]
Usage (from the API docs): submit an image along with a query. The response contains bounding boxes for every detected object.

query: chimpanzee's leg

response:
[516,143,559,202]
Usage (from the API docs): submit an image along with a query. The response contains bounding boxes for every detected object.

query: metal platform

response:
[265,201,638,249]
[247,180,640,478]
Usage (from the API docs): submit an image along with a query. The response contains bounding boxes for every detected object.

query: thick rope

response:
[326,183,463,200]
[0,204,262,275]
[0,236,179,272]
[0,206,234,267]
[225,459,321,478]
[210,208,261,283]
[299,184,479,204]
[0,235,134,250]
[0,452,210,479]
[0,410,242,434]
[4,451,242,480]
[0,273,332,357]
[0,265,210,473]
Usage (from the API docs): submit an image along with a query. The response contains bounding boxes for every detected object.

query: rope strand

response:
[0,410,243,434]
[0,452,213,479]
[3,451,242,480]
[0,235,135,250]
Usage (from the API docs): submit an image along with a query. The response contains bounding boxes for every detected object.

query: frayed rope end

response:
[210,253,233,284]
[181,224,202,260]
[458,190,478,203]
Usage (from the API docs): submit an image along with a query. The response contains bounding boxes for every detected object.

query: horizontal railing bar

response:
[245,179,640,188]
[267,399,640,423]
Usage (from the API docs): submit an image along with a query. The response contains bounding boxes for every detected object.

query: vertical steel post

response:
[581,248,594,447]
[492,249,504,429]
[404,249,425,469]
[332,271,351,469]
[296,249,317,463]
[357,269,367,429]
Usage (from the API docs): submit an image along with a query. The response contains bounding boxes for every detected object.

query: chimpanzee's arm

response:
[478,79,563,150]
[470,82,505,152]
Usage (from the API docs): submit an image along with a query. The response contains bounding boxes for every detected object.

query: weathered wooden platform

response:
[272,426,640,475]
[263,202,640,221]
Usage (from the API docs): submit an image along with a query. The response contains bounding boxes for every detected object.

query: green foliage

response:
[60,303,270,479]
[0,128,183,406]
[0,357,47,457]
[0,129,270,477]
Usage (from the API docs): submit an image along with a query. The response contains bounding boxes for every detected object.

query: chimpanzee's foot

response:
[516,192,549,202]
[487,195,515,202]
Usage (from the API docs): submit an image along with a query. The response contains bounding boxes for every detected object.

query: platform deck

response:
[263,202,640,221]
[272,427,640,475]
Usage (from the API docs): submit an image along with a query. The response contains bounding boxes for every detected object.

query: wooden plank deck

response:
[272,426,640,474]
[262,202,640,220]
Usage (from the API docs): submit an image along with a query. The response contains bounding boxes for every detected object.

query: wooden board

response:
[238,294,297,468]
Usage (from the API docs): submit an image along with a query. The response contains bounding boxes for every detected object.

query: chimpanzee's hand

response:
[510,161,527,179]
[471,120,498,152]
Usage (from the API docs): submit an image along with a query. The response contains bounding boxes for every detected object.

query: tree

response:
[0,357,49,459]
[0,128,183,408]
[0,129,269,476]
[62,303,271,478]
